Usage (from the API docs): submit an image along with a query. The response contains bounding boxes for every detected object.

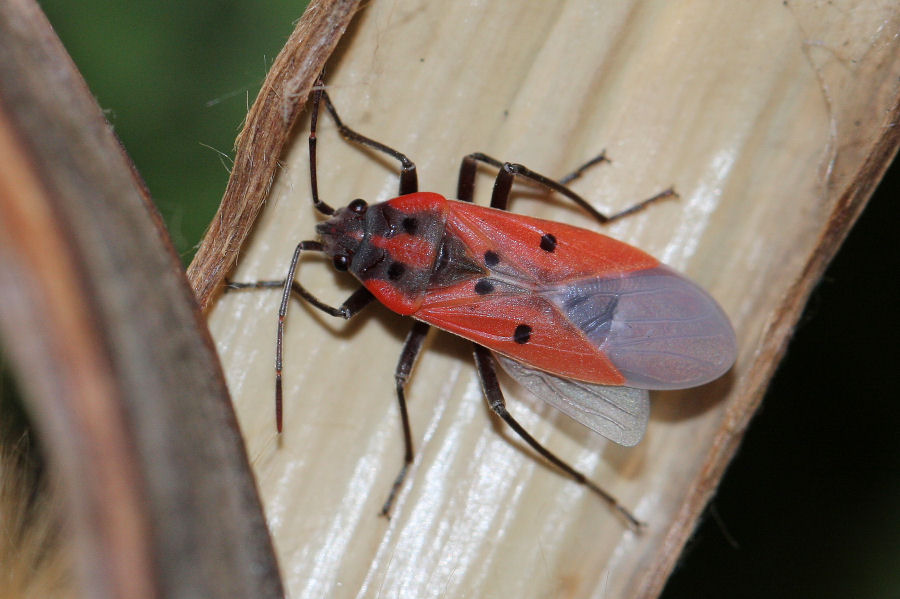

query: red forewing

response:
[417,278,627,384]
[413,200,736,389]
[444,200,660,282]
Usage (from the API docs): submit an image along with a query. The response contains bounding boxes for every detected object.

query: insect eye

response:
[332,254,350,271]
[348,199,368,214]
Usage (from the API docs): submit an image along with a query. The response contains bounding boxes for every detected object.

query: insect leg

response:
[557,151,610,185]
[226,278,373,317]
[456,153,479,203]
[225,279,373,315]
[472,344,643,529]
[458,150,608,198]
[275,241,375,432]
[459,152,675,223]
[380,320,431,518]
[309,77,336,215]
[226,243,374,434]
[313,80,418,196]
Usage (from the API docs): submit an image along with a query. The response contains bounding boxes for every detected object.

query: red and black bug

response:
[229,78,737,528]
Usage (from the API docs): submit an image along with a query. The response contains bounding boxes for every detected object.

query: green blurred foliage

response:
[39,0,308,263]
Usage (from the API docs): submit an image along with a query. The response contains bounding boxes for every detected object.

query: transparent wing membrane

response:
[495,354,650,447]
[549,265,736,389]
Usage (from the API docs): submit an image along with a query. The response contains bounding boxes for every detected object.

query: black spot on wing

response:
[474,279,494,295]
[513,324,532,344]
[540,233,557,252]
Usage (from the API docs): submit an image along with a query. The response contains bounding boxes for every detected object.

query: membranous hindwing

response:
[495,354,650,447]
[544,264,737,390]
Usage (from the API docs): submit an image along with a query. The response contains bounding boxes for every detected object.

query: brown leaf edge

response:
[187,0,364,312]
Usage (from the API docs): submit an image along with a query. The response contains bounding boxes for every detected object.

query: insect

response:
[228,78,737,528]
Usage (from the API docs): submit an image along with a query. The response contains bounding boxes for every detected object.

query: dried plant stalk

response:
[0,0,284,596]
[199,1,900,598]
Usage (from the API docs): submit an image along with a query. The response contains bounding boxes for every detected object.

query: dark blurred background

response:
[15,1,900,596]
